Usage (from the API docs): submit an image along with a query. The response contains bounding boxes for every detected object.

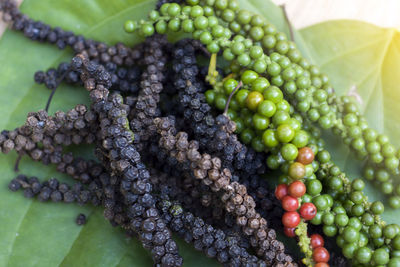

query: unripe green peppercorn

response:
[262,129,278,147]
[335,213,349,227]
[253,59,268,73]
[370,224,383,238]
[246,91,263,111]
[235,89,249,107]
[349,217,362,231]
[214,94,227,110]
[251,77,270,92]
[342,243,357,259]
[252,114,269,130]
[384,224,398,239]
[388,258,400,267]
[322,212,335,225]
[223,78,239,95]
[323,225,337,237]
[336,235,345,248]
[249,46,264,59]
[241,70,258,85]
[141,23,155,36]
[392,235,400,250]
[263,86,283,103]
[199,31,212,44]
[262,35,276,49]
[281,143,298,161]
[266,155,280,169]
[221,9,235,22]
[307,179,322,196]
[251,136,265,152]
[343,226,359,243]
[310,211,323,225]
[272,110,290,125]
[168,18,181,31]
[124,20,136,33]
[240,128,254,144]
[250,14,263,26]
[215,0,228,10]
[182,19,195,33]
[257,100,276,117]
[237,10,251,24]
[317,150,331,163]
[167,3,181,16]
[186,0,199,5]
[291,130,309,148]
[276,124,295,143]
[155,20,167,34]
[313,195,328,211]
[249,26,264,41]
[355,247,372,264]
[373,248,389,265]
[389,196,400,209]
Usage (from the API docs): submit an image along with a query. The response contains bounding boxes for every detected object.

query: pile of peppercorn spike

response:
[0,0,373,266]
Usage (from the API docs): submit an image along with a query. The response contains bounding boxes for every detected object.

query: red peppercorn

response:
[288,180,306,198]
[281,195,299,211]
[282,211,301,228]
[296,147,315,165]
[313,247,330,263]
[284,227,296,237]
[299,202,317,220]
[315,263,329,267]
[275,184,288,200]
[310,234,324,249]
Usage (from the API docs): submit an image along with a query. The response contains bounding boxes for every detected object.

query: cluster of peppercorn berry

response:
[0,0,138,64]
[205,71,308,166]
[299,119,400,266]
[35,61,142,95]
[124,0,400,265]
[331,96,400,209]
[153,116,297,266]
[0,0,334,266]
[195,0,400,212]
[0,4,304,261]
[275,179,330,267]
[168,39,305,249]
[4,0,400,265]
[218,0,400,213]
[149,168,267,266]
[203,65,335,264]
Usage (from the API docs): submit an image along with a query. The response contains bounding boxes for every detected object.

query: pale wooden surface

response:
[272,0,400,29]
[0,0,399,37]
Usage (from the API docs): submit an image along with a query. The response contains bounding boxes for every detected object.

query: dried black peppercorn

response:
[76,213,87,225]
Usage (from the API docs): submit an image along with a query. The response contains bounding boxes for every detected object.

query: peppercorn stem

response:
[45,67,71,112]
[223,80,243,115]
[207,53,218,85]
[295,221,313,266]
[14,154,21,172]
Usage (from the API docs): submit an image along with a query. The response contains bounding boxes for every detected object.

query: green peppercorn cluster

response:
[294,118,400,265]
[205,71,308,161]
[125,0,400,265]
[327,95,400,209]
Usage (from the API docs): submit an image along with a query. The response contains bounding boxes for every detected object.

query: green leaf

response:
[299,22,400,221]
